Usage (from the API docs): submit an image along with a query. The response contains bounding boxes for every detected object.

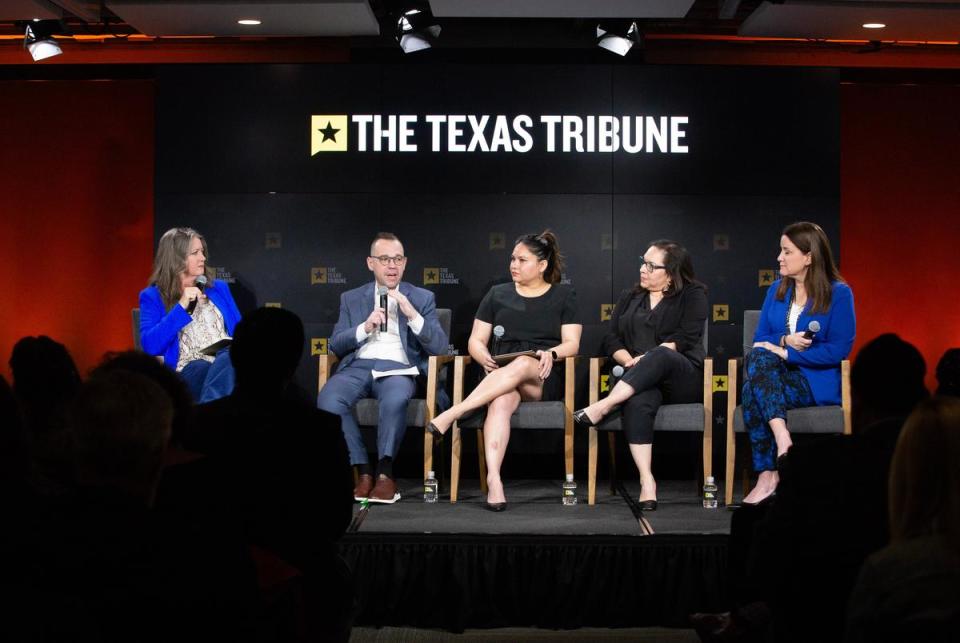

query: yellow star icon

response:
[759,269,776,286]
[600,374,610,393]
[311,115,348,154]
[423,268,440,285]
[311,267,328,285]
[713,304,729,322]
[712,375,729,393]
[311,338,328,356]
[600,304,614,322]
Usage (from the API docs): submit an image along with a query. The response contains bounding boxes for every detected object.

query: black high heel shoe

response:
[426,422,446,442]
[485,501,507,512]
[638,499,658,511]
[572,409,597,429]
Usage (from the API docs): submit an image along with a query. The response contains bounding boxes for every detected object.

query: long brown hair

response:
[775,221,843,314]
[633,239,704,298]
[515,229,564,284]
[148,228,215,310]
[888,396,960,551]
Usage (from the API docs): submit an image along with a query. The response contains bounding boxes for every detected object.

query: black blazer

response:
[603,282,708,368]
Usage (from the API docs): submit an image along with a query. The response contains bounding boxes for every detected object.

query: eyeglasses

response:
[370,255,407,266]
[640,260,666,272]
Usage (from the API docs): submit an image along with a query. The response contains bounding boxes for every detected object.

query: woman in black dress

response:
[428,231,582,510]
[573,240,707,510]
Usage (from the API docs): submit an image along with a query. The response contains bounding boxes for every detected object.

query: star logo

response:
[716,344,726,355]
[713,304,729,322]
[600,374,610,393]
[311,267,328,285]
[265,232,282,249]
[712,375,729,393]
[713,234,729,251]
[311,338,328,356]
[601,233,615,251]
[311,115,348,154]
[716,415,726,426]
[265,302,282,309]
[759,269,776,286]
[489,232,505,250]
[423,268,440,285]
[600,304,614,322]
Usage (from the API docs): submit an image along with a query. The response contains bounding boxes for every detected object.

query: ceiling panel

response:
[429,0,696,19]
[105,0,379,37]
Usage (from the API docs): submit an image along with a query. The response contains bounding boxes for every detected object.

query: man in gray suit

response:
[318,232,448,503]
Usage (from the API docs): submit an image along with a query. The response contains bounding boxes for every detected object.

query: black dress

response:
[475,283,579,401]
[600,283,708,444]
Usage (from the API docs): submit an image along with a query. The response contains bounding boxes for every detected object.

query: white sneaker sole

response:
[366,492,401,504]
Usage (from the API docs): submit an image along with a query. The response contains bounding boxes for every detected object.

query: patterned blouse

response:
[176,297,229,371]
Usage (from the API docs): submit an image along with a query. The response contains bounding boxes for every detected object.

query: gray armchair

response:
[317,308,453,483]
[725,310,851,506]
[585,320,713,505]
[448,355,578,503]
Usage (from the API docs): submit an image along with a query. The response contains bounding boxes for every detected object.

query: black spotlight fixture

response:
[596,20,639,57]
[395,4,440,53]
[23,19,66,62]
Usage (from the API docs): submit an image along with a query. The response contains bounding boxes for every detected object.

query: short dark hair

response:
[370,232,402,256]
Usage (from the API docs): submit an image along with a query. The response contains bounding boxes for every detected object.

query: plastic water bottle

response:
[562,473,578,505]
[423,470,438,503]
[703,475,718,509]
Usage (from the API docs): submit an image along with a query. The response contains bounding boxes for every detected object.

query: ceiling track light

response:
[395,4,441,54]
[597,20,639,57]
[22,19,66,62]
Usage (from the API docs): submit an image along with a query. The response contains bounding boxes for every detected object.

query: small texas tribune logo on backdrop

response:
[311,115,348,154]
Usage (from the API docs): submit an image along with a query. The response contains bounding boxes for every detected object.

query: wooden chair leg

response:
[725,358,738,506]
[477,429,488,494]
[423,431,433,484]
[450,424,461,503]
[607,432,617,496]
[588,426,598,505]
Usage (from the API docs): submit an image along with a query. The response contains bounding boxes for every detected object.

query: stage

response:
[339,479,732,632]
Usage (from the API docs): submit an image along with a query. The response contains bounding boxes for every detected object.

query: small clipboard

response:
[199,337,232,356]
[492,350,539,365]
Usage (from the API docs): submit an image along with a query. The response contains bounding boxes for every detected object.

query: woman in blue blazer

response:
[139,227,241,403]
[741,221,855,505]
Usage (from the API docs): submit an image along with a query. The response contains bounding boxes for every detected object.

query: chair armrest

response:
[841,359,852,435]
[317,352,340,394]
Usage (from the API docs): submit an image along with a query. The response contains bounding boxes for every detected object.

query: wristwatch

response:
[551,350,559,360]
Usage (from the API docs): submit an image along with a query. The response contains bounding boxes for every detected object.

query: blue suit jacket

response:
[139,281,241,370]
[754,279,856,406]
[329,282,449,406]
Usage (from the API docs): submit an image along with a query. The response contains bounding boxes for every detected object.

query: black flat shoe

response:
[426,422,445,441]
[485,502,507,512]
[639,499,658,511]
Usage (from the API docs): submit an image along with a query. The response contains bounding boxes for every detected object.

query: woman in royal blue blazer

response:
[139,227,241,403]
[741,221,855,505]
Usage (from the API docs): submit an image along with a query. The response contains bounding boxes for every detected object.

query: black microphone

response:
[492,325,505,356]
[186,275,208,315]
[802,320,821,340]
[378,286,388,333]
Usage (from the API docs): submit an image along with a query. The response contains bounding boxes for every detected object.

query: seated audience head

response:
[94,350,194,445]
[513,229,563,284]
[149,227,215,309]
[366,231,406,290]
[636,239,701,297]
[888,396,960,548]
[70,370,172,505]
[775,221,842,314]
[851,333,928,433]
[0,375,27,484]
[230,306,305,391]
[9,335,81,433]
[935,348,960,398]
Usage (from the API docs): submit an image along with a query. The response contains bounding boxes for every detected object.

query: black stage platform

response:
[339,480,732,632]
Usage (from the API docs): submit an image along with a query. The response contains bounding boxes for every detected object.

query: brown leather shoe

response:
[368,474,400,504]
[353,474,375,501]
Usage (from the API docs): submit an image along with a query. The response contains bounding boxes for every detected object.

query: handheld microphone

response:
[802,320,821,340]
[186,275,208,315]
[378,286,388,333]
[492,325,505,356]
[611,365,625,378]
